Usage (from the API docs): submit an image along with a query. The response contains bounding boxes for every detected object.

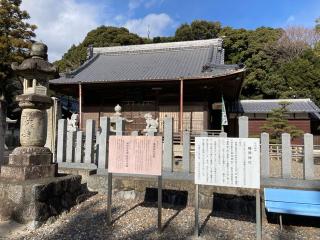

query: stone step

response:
[1,164,57,181]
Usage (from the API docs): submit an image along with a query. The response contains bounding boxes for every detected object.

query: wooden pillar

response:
[179,79,184,142]
[79,82,82,129]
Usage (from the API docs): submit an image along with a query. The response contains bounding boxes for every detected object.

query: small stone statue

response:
[67,113,79,132]
[143,113,158,134]
[114,104,122,117]
[110,104,133,132]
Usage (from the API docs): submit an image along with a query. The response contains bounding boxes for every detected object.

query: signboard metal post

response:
[256,189,262,240]
[158,176,162,232]
[107,172,112,226]
[194,184,199,237]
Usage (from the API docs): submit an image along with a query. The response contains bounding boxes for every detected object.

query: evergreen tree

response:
[175,20,221,41]
[55,26,144,72]
[261,102,303,143]
[0,0,36,119]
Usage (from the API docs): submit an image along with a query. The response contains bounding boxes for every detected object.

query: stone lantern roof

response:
[11,42,59,81]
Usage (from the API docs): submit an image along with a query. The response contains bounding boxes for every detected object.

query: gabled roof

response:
[229,99,320,115]
[50,39,244,85]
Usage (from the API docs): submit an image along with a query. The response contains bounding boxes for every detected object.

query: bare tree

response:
[274,26,320,61]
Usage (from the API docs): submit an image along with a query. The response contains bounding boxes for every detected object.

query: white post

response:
[66,131,76,162]
[98,117,110,169]
[183,130,190,173]
[75,131,83,163]
[261,132,270,178]
[163,117,173,172]
[84,119,95,164]
[238,116,249,138]
[116,118,124,136]
[57,119,67,163]
[281,133,292,178]
[303,133,314,180]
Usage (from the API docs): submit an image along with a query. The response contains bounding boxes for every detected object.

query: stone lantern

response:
[0,42,59,180]
[0,43,83,226]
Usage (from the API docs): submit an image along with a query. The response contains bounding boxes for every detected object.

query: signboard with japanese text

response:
[108,136,162,176]
[195,137,260,189]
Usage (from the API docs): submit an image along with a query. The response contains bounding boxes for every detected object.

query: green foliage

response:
[55,26,144,72]
[220,27,283,99]
[0,0,36,118]
[316,17,320,33]
[261,102,303,143]
[152,36,175,43]
[175,20,221,41]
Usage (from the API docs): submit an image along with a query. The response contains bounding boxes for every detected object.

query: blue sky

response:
[21,0,320,61]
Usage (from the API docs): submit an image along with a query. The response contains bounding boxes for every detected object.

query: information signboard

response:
[108,136,162,176]
[195,137,260,189]
[107,135,163,231]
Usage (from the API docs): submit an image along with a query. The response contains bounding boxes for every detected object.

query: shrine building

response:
[50,38,246,136]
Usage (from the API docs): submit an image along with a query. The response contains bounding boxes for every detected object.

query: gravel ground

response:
[2,194,319,240]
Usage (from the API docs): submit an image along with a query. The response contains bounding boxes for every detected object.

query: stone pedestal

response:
[1,147,57,180]
[0,175,83,227]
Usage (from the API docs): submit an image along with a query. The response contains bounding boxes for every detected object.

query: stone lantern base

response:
[0,174,83,228]
[1,147,57,181]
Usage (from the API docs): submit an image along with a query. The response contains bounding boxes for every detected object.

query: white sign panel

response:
[195,137,260,189]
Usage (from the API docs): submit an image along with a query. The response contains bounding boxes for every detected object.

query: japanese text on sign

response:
[108,136,162,176]
[195,137,260,189]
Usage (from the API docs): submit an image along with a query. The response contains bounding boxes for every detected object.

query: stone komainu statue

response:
[67,113,79,132]
[143,113,158,133]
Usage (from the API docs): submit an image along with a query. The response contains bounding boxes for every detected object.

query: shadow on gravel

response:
[266,212,320,228]
[211,193,256,223]
[111,203,141,224]
[144,188,188,209]
[141,188,187,232]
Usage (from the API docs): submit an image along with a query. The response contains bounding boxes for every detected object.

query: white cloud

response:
[144,0,164,9]
[128,0,144,11]
[286,15,296,24]
[21,0,175,61]
[21,0,103,61]
[124,13,174,38]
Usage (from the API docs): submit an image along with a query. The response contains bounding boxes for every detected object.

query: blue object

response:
[264,188,320,217]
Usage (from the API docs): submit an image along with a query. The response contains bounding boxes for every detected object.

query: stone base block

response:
[9,152,52,166]
[1,164,57,181]
[8,146,52,166]
[1,146,57,180]
[0,174,83,226]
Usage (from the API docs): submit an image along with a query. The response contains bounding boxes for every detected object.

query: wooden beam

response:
[79,82,82,129]
[180,78,184,142]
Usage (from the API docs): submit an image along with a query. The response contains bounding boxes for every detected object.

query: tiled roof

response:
[229,99,320,114]
[50,39,244,85]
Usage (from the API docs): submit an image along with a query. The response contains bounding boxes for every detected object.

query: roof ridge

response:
[64,54,100,78]
[98,45,213,56]
[93,38,223,54]
[240,99,311,103]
